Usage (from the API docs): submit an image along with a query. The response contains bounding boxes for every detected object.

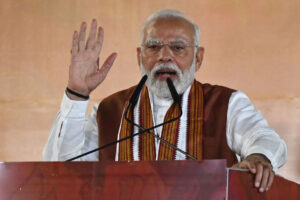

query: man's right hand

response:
[67,19,117,100]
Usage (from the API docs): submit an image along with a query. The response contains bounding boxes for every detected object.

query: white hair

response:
[140,9,201,47]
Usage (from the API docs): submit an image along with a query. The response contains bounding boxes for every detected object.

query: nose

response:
[158,44,174,63]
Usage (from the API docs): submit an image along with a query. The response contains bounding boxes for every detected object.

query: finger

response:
[248,161,257,174]
[78,22,87,52]
[233,162,248,169]
[71,31,79,55]
[86,19,97,49]
[232,161,252,170]
[95,53,117,82]
[259,168,270,192]
[95,27,104,55]
[266,170,275,191]
[99,52,117,74]
[254,164,263,188]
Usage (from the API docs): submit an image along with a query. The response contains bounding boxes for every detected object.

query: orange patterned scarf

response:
[117,80,204,161]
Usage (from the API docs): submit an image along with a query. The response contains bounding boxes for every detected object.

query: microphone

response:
[124,78,183,134]
[166,78,180,106]
[124,78,196,160]
[129,75,148,106]
[66,76,196,161]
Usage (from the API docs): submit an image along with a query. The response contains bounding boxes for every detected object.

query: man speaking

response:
[43,9,287,193]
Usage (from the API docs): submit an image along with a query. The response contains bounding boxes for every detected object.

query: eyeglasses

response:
[141,40,198,56]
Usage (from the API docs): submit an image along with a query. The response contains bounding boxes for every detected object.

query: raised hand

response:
[232,153,275,192]
[67,19,117,100]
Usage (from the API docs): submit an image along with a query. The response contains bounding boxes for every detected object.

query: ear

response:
[195,47,204,72]
[137,47,141,66]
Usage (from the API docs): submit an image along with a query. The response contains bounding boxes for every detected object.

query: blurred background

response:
[0,0,299,184]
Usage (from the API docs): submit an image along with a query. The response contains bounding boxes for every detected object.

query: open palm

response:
[67,19,117,97]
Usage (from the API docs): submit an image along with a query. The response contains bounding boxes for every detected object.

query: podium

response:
[0,160,299,199]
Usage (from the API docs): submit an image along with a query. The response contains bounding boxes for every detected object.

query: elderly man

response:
[43,10,287,193]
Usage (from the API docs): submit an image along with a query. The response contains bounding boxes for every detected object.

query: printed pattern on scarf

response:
[186,81,204,160]
[158,103,181,160]
[138,88,156,160]
[118,101,134,161]
[118,80,204,161]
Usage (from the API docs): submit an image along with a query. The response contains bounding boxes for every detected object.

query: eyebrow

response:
[172,38,188,45]
[143,38,189,45]
[143,38,161,45]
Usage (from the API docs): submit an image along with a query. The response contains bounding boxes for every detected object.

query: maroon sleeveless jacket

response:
[96,82,238,167]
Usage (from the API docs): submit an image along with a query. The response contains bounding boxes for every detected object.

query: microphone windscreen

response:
[129,75,148,105]
[167,78,180,104]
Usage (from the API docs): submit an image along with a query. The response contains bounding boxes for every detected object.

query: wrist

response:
[66,87,90,101]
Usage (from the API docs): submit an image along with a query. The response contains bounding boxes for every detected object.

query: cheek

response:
[174,59,192,72]
[180,53,196,70]
[141,55,156,70]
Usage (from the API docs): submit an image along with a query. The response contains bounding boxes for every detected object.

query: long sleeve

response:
[226,91,287,171]
[43,90,287,168]
[42,93,99,161]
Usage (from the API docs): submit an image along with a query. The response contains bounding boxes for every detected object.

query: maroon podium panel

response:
[0,160,226,200]
[228,169,300,200]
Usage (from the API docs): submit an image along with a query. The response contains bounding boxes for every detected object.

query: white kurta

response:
[43,90,287,171]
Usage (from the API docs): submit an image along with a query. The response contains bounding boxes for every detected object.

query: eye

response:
[147,44,161,50]
[171,45,185,51]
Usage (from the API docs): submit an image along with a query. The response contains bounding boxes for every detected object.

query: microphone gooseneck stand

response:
[124,78,196,160]
[66,76,196,161]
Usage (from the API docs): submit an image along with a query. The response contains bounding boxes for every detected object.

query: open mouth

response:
[155,69,177,81]
[155,69,177,76]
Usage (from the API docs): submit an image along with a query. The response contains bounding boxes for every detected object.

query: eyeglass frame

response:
[140,38,199,56]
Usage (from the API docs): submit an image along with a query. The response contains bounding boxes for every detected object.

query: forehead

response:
[143,18,195,43]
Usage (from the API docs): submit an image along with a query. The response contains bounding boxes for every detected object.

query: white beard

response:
[140,58,196,99]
